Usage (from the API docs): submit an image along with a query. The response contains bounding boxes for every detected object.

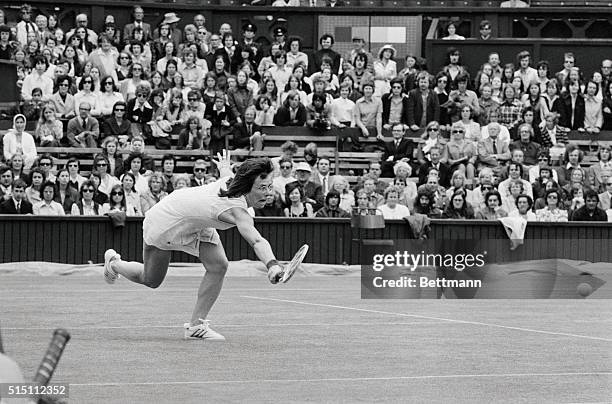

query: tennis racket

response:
[280,244,309,283]
[33,329,71,386]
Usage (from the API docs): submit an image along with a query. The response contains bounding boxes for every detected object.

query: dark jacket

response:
[273,104,308,127]
[381,93,410,126]
[570,205,608,221]
[0,198,33,214]
[418,160,451,187]
[407,89,440,128]
[232,121,262,149]
[558,94,585,130]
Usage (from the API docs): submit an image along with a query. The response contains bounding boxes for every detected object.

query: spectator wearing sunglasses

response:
[101,184,128,215]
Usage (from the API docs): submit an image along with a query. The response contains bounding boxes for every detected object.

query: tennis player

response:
[103,152,285,341]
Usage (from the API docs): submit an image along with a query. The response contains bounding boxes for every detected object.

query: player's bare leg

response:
[190,241,229,324]
[105,245,171,288]
[183,241,228,341]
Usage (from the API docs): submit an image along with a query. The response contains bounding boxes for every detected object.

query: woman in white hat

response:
[373,44,397,98]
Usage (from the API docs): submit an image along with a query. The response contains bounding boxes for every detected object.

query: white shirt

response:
[379,203,411,220]
[33,201,65,216]
[330,97,355,125]
[21,72,54,101]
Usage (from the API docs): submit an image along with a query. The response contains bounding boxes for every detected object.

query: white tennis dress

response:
[143,177,248,256]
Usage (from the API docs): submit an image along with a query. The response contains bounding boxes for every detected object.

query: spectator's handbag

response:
[149,119,173,150]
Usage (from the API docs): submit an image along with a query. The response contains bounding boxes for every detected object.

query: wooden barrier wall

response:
[1,216,610,265]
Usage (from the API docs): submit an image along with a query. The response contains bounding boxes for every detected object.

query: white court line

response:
[243,296,612,342]
[68,372,612,387]
[0,288,345,298]
[2,321,448,331]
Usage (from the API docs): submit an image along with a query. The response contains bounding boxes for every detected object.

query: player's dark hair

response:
[219,158,273,198]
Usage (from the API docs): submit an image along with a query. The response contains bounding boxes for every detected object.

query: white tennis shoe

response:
[184,319,226,341]
[104,249,121,284]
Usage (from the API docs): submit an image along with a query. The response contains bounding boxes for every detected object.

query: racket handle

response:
[33,329,71,385]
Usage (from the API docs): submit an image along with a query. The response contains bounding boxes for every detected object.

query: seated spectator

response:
[120,63,149,103]
[587,145,612,191]
[315,190,351,218]
[557,145,584,186]
[529,151,558,184]
[480,109,511,144]
[378,186,411,220]
[140,172,168,214]
[7,154,29,186]
[353,81,383,139]
[102,102,132,145]
[306,93,332,132]
[499,162,533,200]
[228,70,254,122]
[4,114,37,169]
[380,124,416,178]
[583,80,603,135]
[417,142,450,187]
[570,189,607,221]
[558,81,585,131]
[509,123,541,166]
[274,90,308,126]
[598,176,612,210]
[346,53,374,96]
[93,155,121,197]
[97,77,124,119]
[123,153,150,195]
[100,184,128,215]
[381,78,409,133]
[255,193,284,217]
[126,85,154,143]
[498,85,523,137]
[49,75,76,121]
[286,162,324,211]
[0,166,12,201]
[329,175,355,213]
[361,177,385,208]
[120,173,143,216]
[354,189,382,216]
[99,137,124,178]
[566,184,586,213]
[273,157,296,204]
[535,188,568,222]
[442,22,465,40]
[458,104,481,142]
[189,160,208,188]
[206,94,234,154]
[501,178,526,213]
[36,105,63,147]
[284,182,314,217]
[445,170,474,202]
[443,190,475,219]
[281,74,308,105]
[54,169,78,214]
[329,83,355,128]
[232,105,263,151]
[442,122,476,180]
[539,112,569,155]
[0,179,32,214]
[254,95,276,126]
[21,56,53,101]
[475,190,508,220]
[271,141,298,177]
[477,122,511,170]
[413,189,442,218]
[26,168,45,205]
[66,102,99,148]
[64,158,86,193]
[407,72,440,133]
[562,167,589,198]
[21,88,44,122]
[448,72,479,119]
[508,194,536,221]
[160,155,177,194]
[478,83,500,126]
[33,181,65,215]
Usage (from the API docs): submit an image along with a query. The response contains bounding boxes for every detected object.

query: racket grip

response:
[33,329,71,385]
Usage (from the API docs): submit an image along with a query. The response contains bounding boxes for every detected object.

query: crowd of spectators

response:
[0,5,611,222]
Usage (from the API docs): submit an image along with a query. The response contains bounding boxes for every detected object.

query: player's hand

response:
[267,264,284,284]
[213,150,234,177]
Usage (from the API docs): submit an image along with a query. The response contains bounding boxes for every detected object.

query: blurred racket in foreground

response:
[34,329,71,404]
[281,244,309,283]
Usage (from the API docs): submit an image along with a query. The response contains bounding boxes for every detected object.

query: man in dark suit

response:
[418,145,451,187]
[380,124,416,178]
[190,159,208,187]
[286,162,324,211]
[407,72,440,132]
[66,102,99,147]
[123,6,152,42]
[232,106,264,151]
[0,180,33,214]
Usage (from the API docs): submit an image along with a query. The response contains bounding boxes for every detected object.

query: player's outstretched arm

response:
[219,208,283,283]
[213,150,235,178]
